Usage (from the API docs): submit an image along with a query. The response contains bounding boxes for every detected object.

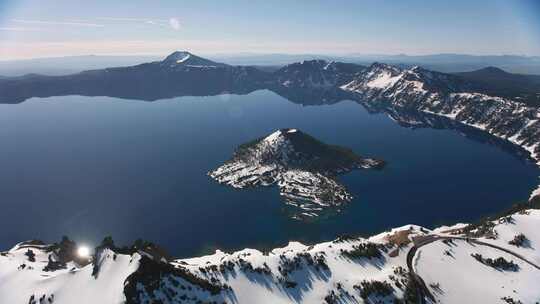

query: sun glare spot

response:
[77,246,91,258]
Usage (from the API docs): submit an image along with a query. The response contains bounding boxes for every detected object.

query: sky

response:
[0,0,539,60]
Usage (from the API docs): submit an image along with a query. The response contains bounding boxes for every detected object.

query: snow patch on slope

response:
[366,71,401,89]
[416,239,540,304]
[176,53,190,63]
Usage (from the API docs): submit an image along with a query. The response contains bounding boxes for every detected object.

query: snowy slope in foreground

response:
[416,239,540,304]
[0,245,140,304]
[2,210,540,303]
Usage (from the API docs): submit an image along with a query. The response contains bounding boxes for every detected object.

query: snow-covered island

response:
[209,128,385,219]
[2,204,540,304]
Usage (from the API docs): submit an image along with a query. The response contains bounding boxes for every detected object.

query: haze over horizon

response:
[1,0,540,60]
[1,51,540,63]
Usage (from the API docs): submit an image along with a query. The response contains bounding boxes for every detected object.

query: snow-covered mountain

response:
[160,51,229,69]
[341,63,471,98]
[341,63,540,198]
[3,207,540,304]
[209,128,384,219]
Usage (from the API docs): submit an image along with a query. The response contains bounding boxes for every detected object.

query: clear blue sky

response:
[0,0,539,59]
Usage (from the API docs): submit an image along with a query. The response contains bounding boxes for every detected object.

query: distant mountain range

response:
[2,53,540,76]
[1,51,539,106]
[0,55,162,76]
[214,53,540,74]
[455,67,540,106]
[0,51,272,103]
[273,60,365,89]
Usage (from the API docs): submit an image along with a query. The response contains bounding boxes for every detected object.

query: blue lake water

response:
[0,90,538,257]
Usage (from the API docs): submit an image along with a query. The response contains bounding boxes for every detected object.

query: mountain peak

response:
[476,66,509,75]
[275,61,365,89]
[299,59,329,66]
[163,51,193,63]
[279,59,331,72]
[263,128,300,142]
[161,51,227,67]
[368,62,401,72]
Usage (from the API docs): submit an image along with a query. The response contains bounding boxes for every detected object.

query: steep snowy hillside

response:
[3,209,540,304]
[341,63,540,198]
[209,128,384,219]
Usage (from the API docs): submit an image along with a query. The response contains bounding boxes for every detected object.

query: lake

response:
[0,89,538,257]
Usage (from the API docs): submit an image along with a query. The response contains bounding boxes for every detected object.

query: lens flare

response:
[77,246,91,258]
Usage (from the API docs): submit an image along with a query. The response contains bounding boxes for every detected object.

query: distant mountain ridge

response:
[455,66,540,106]
[1,51,538,105]
[0,51,271,103]
[273,60,366,89]
[2,52,540,76]
[2,51,538,104]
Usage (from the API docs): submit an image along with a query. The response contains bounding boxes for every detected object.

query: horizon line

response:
[1,51,539,62]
